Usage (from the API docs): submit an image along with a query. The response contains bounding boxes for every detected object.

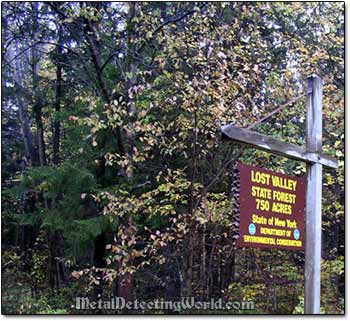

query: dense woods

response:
[1,2,344,314]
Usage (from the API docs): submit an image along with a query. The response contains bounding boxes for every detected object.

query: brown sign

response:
[236,163,306,251]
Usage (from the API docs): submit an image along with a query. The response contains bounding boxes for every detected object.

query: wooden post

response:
[220,73,337,314]
[304,74,323,314]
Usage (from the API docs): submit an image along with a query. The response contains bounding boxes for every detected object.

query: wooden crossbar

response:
[221,75,339,314]
[220,124,338,169]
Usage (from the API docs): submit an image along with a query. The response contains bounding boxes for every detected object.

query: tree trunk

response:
[81,2,133,303]
[31,2,46,166]
[117,2,137,304]
[53,27,63,165]
[14,43,35,166]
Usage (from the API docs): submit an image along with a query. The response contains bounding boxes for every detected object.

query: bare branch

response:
[137,3,207,54]
[247,94,305,130]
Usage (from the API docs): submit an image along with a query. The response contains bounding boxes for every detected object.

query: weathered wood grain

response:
[220,74,337,314]
[220,124,337,169]
[304,74,323,314]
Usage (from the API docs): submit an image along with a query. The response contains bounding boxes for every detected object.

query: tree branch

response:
[137,3,207,54]
[246,94,305,130]
[194,93,306,209]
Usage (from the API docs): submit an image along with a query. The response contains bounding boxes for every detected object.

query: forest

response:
[1,2,344,314]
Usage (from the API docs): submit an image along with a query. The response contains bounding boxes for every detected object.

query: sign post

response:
[220,75,338,314]
[304,75,323,314]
